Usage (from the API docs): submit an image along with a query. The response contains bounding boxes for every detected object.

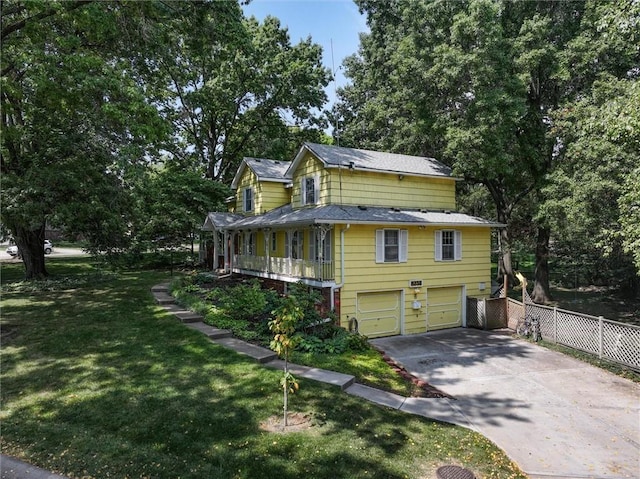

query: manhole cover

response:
[436,465,476,479]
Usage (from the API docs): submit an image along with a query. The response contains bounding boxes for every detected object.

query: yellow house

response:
[202,143,502,338]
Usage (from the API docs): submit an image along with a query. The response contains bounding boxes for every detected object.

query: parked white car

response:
[6,240,53,257]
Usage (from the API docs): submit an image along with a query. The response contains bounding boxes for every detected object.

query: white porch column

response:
[264,228,271,273]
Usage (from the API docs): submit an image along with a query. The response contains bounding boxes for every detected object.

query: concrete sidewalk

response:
[0,455,69,479]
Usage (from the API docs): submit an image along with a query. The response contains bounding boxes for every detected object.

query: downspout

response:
[330,224,350,311]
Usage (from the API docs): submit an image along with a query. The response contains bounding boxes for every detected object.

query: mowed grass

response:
[0,259,525,479]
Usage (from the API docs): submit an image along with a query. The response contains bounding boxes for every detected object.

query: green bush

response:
[220,280,268,322]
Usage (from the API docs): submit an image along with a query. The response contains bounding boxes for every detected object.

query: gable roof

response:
[287,143,455,179]
[231,157,290,189]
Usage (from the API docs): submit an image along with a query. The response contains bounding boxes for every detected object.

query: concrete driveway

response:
[372,329,640,479]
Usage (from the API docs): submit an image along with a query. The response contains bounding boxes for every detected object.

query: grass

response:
[291,349,421,397]
[0,258,526,479]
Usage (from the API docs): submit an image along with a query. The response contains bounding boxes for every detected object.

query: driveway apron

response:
[372,329,640,479]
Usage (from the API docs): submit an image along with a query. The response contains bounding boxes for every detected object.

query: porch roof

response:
[225,204,504,229]
[202,212,244,231]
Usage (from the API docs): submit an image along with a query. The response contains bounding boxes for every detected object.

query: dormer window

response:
[243,187,253,212]
[301,175,319,206]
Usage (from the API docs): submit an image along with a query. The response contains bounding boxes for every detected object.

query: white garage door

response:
[427,286,462,331]
[356,290,402,338]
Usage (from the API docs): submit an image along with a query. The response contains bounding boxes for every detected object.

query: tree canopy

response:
[335,0,640,298]
[1,0,331,279]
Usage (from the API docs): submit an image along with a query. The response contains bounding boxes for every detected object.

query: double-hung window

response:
[376,229,408,263]
[435,230,462,261]
[243,187,253,212]
[301,175,319,206]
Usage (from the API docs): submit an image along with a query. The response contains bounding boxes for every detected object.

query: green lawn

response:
[0,258,525,479]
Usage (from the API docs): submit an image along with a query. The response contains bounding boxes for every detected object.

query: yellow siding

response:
[327,169,456,210]
[234,168,259,215]
[235,167,289,214]
[259,182,289,213]
[291,152,328,208]
[336,224,492,335]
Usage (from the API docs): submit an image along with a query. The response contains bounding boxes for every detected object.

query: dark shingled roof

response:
[227,205,503,229]
[290,143,454,178]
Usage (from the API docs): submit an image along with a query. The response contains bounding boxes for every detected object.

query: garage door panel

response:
[357,291,401,338]
[427,287,462,331]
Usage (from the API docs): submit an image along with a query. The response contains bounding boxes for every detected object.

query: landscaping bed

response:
[169,272,442,397]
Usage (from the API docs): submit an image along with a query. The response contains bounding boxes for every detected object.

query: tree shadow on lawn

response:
[1,281,524,479]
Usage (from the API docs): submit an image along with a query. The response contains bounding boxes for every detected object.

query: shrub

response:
[220,280,268,322]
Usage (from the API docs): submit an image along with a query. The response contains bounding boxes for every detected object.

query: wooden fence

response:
[467,296,639,371]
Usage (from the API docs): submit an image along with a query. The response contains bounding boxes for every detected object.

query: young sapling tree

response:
[269,295,303,428]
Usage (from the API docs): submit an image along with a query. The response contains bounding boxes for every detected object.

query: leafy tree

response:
[1,0,173,278]
[132,166,231,254]
[336,0,638,301]
[153,13,331,182]
[544,76,640,293]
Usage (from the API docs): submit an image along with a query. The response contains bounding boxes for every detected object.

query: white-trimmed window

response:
[243,187,253,212]
[285,230,303,259]
[376,229,408,263]
[435,230,462,261]
[310,230,332,262]
[301,175,319,206]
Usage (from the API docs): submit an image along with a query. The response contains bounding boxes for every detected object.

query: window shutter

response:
[375,230,384,263]
[455,230,462,260]
[300,179,306,206]
[435,231,443,261]
[399,230,408,262]
[314,174,320,204]
[242,189,247,211]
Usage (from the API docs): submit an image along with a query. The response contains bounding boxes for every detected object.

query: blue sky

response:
[242,0,368,110]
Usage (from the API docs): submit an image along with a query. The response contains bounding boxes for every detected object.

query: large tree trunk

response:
[494,201,515,287]
[15,224,48,280]
[531,225,553,304]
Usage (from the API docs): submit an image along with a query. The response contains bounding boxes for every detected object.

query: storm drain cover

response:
[436,465,476,479]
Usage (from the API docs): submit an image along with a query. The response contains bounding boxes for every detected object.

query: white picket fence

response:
[467,296,640,371]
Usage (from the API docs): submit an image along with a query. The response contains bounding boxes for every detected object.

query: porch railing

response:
[233,254,334,281]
